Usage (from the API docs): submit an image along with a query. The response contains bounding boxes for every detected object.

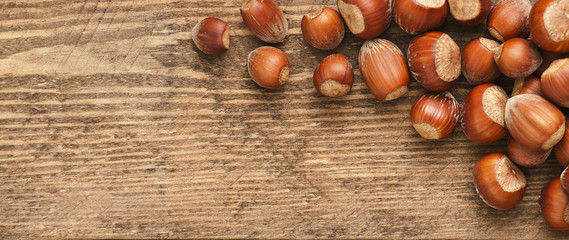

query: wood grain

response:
[1,0,568,238]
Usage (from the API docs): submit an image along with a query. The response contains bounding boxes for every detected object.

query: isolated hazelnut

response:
[541,58,569,107]
[512,75,543,97]
[247,46,290,89]
[505,94,566,151]
[301,7,345,50]
[539,178,569,231]
[507,137,552,167]
[337,0,391,39]
[392,0,448,34]
[493,38,543,79]
[410,92,460,140]
[487,0,531,42]
[462,83,509,143]
[448,0,493,26]
[240,0,288,43]
[529,0,569,53]
[554,120,569,168]
[313,54,354,97]
[473,153,526,210]
[359,39,409,101]
[462,37,502,85]
[191,17,230,55]
[408,31,461,92]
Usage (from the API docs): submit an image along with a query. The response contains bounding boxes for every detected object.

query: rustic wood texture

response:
[1,0,568,238]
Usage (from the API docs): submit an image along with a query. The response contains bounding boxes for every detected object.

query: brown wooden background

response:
[1,0,569,238]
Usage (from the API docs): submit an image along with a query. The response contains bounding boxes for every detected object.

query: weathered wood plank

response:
[1,0,568,239]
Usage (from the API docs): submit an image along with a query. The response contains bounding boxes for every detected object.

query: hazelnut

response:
[493,38,543,79]
[191,17,230,55]
[240,0,288,43]
[393,0,449,34]
[507,136,552,167]
[301,7,345,50]
[462,37,502,85]
[554,120,569,168]
[462,83,509,143]
[410,92,460,140]
[505,94,566,151]
[473,153,526,210]
[408,31,461,91]
[337,0,391,39]
[512,75,543,97]
[487,0,531,42]
[529,0,569,53]
[539,178,569,231]
[313,54,354,97]
[247,46,290,89]
[448,0,493,26]
[541,58,569,107]
[359,39,409,101]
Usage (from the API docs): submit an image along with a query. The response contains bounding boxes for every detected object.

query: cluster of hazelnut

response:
[191,0,569,232]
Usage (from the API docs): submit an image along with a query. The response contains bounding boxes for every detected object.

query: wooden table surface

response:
[1,0,569,238]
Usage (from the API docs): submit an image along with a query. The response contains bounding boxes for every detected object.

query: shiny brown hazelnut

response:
[448,0,493,26]
[473,153,526,210]
[410,92,460,140]
[539,178,569,231]
[505,94,566,151]
[507,136,552,167]
[337,0,391,39]
[462,83,509,143]
[487,0,531,42]
[541,58,569,107]
[301,7,345,50]
[512,75,543,97]
[191,17,230,55]
[247,46,290,89]
[529,0,569,53]
[462,37,502,85]
[359,39,410,101]
[408,31,461,91]
[240,0,288,43]
[493,38,543,79]
[313,54,354,97]
[554,120,569,168]
[393,0,449,34]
